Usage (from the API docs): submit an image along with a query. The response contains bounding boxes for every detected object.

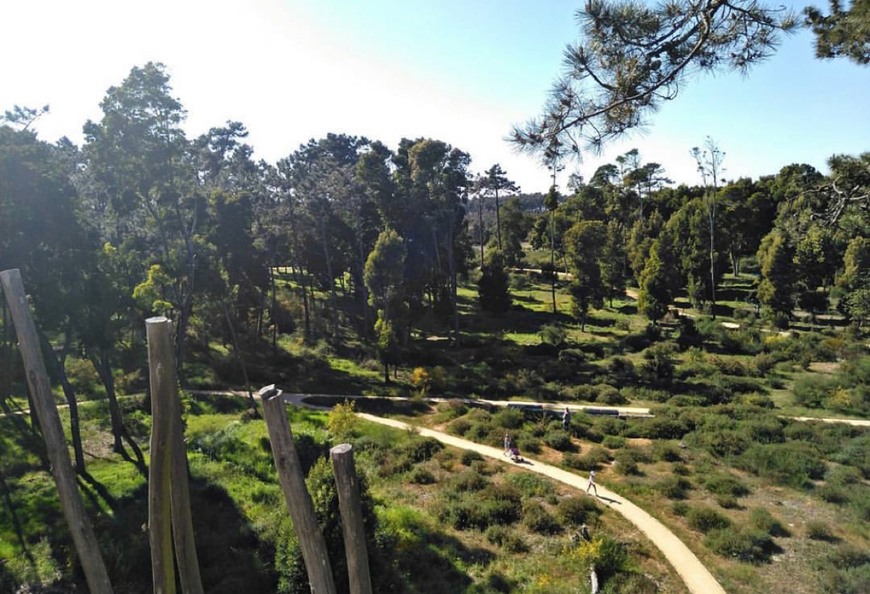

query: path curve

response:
[354,411,726,594]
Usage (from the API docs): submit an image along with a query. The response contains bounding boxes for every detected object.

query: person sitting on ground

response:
[509,445,522,462]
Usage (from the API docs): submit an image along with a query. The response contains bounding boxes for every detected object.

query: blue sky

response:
[1,0,867,193]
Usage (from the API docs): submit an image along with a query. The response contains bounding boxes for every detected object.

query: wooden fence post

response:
[261,385,337,594]
[146,316,204,594]
[0,269,114,594]
[146,317,177,594]
[330,444,373,594]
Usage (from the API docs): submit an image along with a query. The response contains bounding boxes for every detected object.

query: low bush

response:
[651,441,683,462]
[522,501,562,535]
[806,520,836,541]
[485,525,528,553]
[702,473,751,498]
[556,496,601,526]
[736,442,826,489]
[504,472,555,498]
[407,466,436,485]
[656,476,692,500]
[543,429,575,451]
[704,526,776,563]
[613,448,650,476]
[686,506,731,533]
[460,450,484,466]
[601,435,627,449]
[492,407,524,429]
[749,508,790,537]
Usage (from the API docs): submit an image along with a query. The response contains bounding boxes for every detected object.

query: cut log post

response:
[261,385,337,594]
[0,269,114,594]
[146,317,204,594]
[146,317,178,594]
[330,444,373,594]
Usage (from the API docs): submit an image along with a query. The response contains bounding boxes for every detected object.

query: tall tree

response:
[480,164,519,254]
[638,232,679,323]
[757,229,797,322]
[691,137,726,317]
[564,220,607,330]
[365,230,407,382]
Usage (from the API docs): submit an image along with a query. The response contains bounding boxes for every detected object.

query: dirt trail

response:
[356,412,727,594]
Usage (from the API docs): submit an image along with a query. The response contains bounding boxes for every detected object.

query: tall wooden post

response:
[0,269,114,594]
[330,444,373,594]
[261,386,337,594]
[146,316,204,594]
[146,317,177,594]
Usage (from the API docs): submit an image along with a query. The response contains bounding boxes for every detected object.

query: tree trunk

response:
[550,210,557,315]
[41,330,85,474]
[477,195,485,268]
[222,303,258,417]
[495,190,502,253]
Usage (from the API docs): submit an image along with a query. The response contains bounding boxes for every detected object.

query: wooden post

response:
[147,316,204,594]
[146,317,177,594]
[0,269,114,594]
[261,386,337,594]
[330,444,373,594]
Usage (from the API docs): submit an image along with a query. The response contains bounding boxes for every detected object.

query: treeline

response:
[1,63,868,411]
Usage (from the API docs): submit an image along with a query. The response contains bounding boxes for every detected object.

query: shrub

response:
[737,442,826,489]
[485,526,528,553]
[704,527,775,563]
[702,473,751,498]
[400,436,444,464]
[543,429,575,451]
[522,501,562,535]
[672,501,689,516]
[613,448,648,475]
[652,441,683,462]
[326,400,358,440]
[446,469,488,493]
[687,506,731,533]
[493,407,525,429]
[806,520,836,541]
[601,435,627,449]
[447,417,472,436]
[656,476,692,500]
[557,496,601,526]
[407,466,435,485]
[749,508,790,537]
[597,385,626,405]
[460,450,484,466]
[505,472,554,498]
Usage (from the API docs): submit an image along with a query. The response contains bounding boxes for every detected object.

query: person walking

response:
[586,470,598,496]
[562,407,572,431]
[503,433,512,456]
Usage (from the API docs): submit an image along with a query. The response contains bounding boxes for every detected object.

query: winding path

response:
[351,411,727,594]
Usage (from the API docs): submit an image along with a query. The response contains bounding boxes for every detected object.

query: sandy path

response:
[356,412,727,594]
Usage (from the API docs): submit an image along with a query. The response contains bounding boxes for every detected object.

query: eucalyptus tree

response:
[365,229,407,381]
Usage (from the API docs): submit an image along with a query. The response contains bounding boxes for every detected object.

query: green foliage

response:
[704,526,776,563]
[806,520,836,541]
[478,250,512,315]
[737,442,826,489]
[656,476,693,500]
[522,501,562,535]
[326,399,358,440]
[749,508,790,537]
[687,506,732,533]
[557,496,601,526]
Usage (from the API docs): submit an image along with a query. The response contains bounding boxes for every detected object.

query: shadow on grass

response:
[95,479,277,594]
[391,514,497,593]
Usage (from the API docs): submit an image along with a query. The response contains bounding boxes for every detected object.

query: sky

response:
[1,0,867,193]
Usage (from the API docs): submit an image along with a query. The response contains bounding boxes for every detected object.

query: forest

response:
[1,10,868,590]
